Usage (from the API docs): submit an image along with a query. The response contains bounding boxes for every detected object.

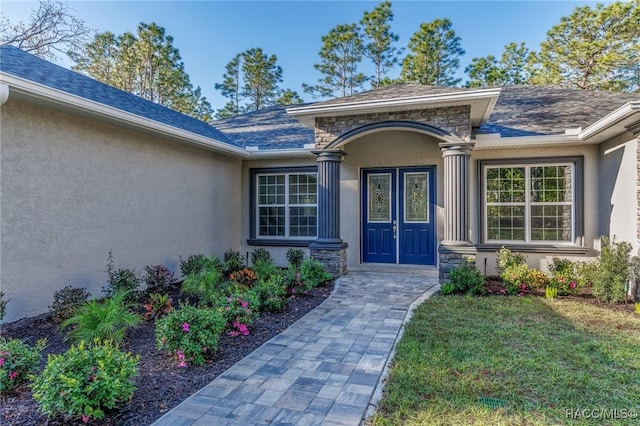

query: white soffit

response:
[287,88,501,128]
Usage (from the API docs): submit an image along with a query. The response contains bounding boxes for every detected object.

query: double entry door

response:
[362,167,435,265]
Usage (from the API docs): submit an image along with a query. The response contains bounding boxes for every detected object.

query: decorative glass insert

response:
[368,174,391,222]
[404,172,428,222]
[485,163,574,243]
[257,172,317,238]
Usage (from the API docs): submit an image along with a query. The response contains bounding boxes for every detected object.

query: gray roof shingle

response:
[0,45,239,147]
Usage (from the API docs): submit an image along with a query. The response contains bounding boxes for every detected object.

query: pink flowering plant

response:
[548,257,579,295]
[31,340,138,424]
[216,288,260,330]
[155,303,226,366]
[0,337,46,393]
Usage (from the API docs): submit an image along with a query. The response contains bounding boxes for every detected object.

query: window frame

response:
[249,166,318,246]
[478,157,584,247]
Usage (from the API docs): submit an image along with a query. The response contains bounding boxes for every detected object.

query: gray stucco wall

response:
[1,100,241,322]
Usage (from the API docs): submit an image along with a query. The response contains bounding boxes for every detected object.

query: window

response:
[255,170,317,239]
[483,162,576,243]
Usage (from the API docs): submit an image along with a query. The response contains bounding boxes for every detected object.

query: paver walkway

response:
[153,268,439,426]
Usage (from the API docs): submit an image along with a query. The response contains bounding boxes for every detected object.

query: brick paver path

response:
[153,269,439,426]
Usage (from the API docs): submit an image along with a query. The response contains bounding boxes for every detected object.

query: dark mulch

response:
[0,282,333,426]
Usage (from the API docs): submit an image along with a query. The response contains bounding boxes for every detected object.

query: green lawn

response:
[370,296,640,425]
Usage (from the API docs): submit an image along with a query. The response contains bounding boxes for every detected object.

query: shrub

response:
[496,246,527,275]
[181,268,224,306]
[61,291,141,347]
[286,248,305,269]
[440,282,455,296]
[449,260,486,295]
[179,254,209,277]
[156,304,226,366]
[104,251,141,300]
[252,275,288,312]
[229,268,257,287]
[50,286,91,324]
[0,292,7,321]
[592,236,632,303]
[529,269,550,290]
[501,263,531,295]
[223,249,245,275]
[630,256,640,302]
[547,257,578,295]
[32,340,139,423]
[299,258,332,291]
[143,264,175,293]
[143,293,173,321]
[0,337,46,393]
[250,248,273,265]
[216,287,260,327]
[253,259,282,281]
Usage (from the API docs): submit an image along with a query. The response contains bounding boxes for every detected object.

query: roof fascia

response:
[578,101,640,143]
[0,72,249,158]
[287,88,501,128]
[246,149,315,159]
[473,134,581,150]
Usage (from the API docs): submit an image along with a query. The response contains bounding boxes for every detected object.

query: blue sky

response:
[2,1,603,109]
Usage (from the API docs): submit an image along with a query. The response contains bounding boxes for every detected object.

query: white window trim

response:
[256,172,318,239]
[483,162,575,244]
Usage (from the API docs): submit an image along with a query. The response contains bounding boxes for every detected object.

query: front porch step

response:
[347,264,438,276]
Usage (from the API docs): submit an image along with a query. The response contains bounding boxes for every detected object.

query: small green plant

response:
[252,258,282,281]
[592,236,632,303]
[32,340,139,423]
[299,258,331,291]
[156,304,226,366]
[545,286,558,299]
[143,264,175,293]
[50,286,91,324]
[0,292,7,321]
[223,249,245,275]
[252,275,288,312]
[179,253,209,276]
[440,282,455,296]
[0,337,46,393]
[449,260,486,295]
[250,248,273,265]
[143,293,173,321]
[61,291,141,347]
[104,251,141,300]
[496,246,527,275]
[181,268,225,306]
[286,248,305,269]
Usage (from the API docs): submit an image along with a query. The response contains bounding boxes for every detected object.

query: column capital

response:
[439,141,475,156]
[311,149,347,162]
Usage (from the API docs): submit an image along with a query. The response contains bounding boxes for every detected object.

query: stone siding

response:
[438,247,477,283]
[314,106,472,148]
[310,247,348,278]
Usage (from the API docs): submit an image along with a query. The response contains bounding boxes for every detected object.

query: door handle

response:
[392,220,397,239]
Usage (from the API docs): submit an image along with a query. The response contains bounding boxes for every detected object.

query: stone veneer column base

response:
[309,244,348,278]
[438,244,477,283]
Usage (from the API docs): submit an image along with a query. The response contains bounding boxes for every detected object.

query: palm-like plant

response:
[61,291,141,346]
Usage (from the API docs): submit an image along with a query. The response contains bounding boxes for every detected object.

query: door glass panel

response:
[368,174,391,222]
[405,172,428,222]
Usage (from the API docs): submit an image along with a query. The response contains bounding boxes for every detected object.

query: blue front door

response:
[362,167,435,265]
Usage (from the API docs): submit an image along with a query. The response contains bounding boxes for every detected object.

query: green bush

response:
[592,237,632,303]
[449,260,486,295]
[181,268,224,306]
[252,259,282,282]
[501,263,531,295]
[631,256,640,302]
[104,251,141,301]
[61,291,141,347]
[439,282,455,296]
[216,286,260,326]
[143,264,175,293]
[179,253,209,277]
[286,248,305,269]
[496,246,527,275]
[50,286,91,324]
[0,337,46,393]
[32,340,139,423]
[252,275,288,312]
[299,258,331,291]
[156,304,226,366]
[0,292,7,321]
[223,249,245,275]
[250,248,273,265]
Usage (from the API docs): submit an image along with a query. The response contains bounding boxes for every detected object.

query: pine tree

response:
[361,1,402,88]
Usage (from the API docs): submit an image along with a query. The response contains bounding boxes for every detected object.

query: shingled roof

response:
[214,104,314,149]
[0,45,239,147]
[307,84,471,107]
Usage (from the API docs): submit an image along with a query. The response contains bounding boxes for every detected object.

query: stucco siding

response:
[599,134,638,253]
[1,100,241,322]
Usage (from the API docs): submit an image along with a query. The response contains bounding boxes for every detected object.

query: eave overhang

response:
[286,88,501,128]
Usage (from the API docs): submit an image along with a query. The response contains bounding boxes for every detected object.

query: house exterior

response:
[1,45,639,322]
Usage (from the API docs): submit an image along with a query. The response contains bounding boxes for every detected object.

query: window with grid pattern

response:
[257,172,317,238]
[485,164,574,243]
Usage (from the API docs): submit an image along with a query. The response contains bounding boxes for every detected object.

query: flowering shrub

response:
[155,304,226,366]
[529,269,550,290]
[0,337,46,393]
[548,257,579,295]
[500,263,532,295]
[216,288,260,328]
[143,264,175,293]
[32,340,139,423]
[496,246,528,275]
[50,286,91,324]
[252,275,288,312]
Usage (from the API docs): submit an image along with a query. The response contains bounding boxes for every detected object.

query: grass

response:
[370,296,640,425]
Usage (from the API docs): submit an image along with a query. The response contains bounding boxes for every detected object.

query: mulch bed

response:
[0,282,333,426]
